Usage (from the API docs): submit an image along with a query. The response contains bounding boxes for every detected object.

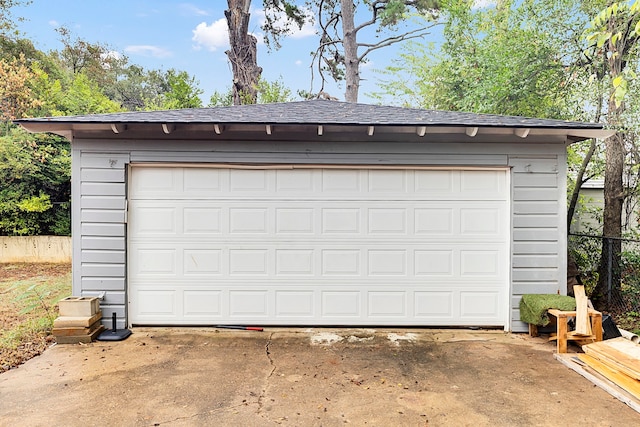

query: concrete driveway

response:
[0,328,637,426]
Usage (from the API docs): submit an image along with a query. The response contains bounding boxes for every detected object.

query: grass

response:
[0,265,71,371]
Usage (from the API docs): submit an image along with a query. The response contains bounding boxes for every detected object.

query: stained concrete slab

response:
[0,328,637,426]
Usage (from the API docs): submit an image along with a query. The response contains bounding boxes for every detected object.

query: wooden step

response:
[53,311,102,328]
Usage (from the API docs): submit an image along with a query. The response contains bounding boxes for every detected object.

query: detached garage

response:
[17,100,610,331]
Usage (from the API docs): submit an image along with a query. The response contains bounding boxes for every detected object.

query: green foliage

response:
[61,72,123,115]
[209,78,296,107]
[585,1,640,108]
[209,88,234,107]
[375,0,585,118]
[10,282,57,321]
[262,0,308,50]
[160,69,203,109]
[257,77,294,103]
[0,129,70,236]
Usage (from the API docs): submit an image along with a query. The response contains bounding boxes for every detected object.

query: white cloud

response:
[180,3,209,16]
[102,50,123,61]
[192,19,229,51]
[124,45,172,58]
[295,60,303,66]
[253,7,316,40]
[48,20,59,27]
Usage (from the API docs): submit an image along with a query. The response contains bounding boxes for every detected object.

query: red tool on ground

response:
[215,325,263,331]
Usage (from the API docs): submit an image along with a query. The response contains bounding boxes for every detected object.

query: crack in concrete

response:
[150,401,251,426]
[257,332,276,416]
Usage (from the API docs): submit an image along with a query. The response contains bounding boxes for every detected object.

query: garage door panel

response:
[322,291,361,317]
[136,290,177,317]
[368,170,407,192]
[183,291,222,317]
[368,209,407,234]
[276,208,315,233]
[368,250,407,276]
[415,208,453,234]
[131,207,177,235]
[183,168,221,192]
[368,292,406,317]
[229,250,268,275]
[460,291,502,318]
[276,169,315,191]
[229,208,268,233]
[183,207,221,234]
[276,249,314,275]
[322,208,360,233]
[460,207,505,235]
[184,249,222,275]
[134,249,177,275]
[415,250,454,276]
[229,291,269,317]
[276,291,315,317]
[415,292,455,318]
[129,167,509,326]
[230,169,269,191]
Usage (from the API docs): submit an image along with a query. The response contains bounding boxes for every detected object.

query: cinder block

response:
[58,296,100,317]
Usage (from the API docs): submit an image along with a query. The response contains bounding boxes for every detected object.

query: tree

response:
[159,70,203,109]
[225,0,262,105]
[0,53,39,125]
[271,0,442,102]
[376,0,588,116]
[209,77,296,106]
[585,1,640,310]
[0,129,70,235]
[0,0,27,39]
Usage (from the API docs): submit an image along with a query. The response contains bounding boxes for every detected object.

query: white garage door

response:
[128,166,509,326]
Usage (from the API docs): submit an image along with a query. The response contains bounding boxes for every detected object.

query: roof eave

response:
[17,121,613,143]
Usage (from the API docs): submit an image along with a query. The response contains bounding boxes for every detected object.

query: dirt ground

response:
[0,263,71,372]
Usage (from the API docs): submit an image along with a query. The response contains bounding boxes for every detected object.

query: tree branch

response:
[357,25,438,61]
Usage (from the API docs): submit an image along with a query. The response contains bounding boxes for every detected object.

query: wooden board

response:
[573,285,591,336]
[583,338,640,381]
[54,325,105,344]
[578,354,640,400]
[53,319,102,337]
[554,353,640,413]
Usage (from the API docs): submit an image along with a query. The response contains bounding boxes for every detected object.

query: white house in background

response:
[572,179,640,234]
[17,100,612,332]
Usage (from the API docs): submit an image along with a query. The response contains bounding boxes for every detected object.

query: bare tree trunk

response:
[593,103,624,311]
[225,0,262,105]
[341,0,359,103]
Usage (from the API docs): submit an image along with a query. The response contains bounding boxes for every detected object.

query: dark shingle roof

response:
[17,99,603,129]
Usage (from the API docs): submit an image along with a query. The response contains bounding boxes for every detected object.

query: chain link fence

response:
[569,233,640,333]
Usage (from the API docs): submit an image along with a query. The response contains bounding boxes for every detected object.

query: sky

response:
[11,0,455,105]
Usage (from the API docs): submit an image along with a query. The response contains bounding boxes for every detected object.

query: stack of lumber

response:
[555,337,640,413]
[52,297,104,344]
[579,338,640,400]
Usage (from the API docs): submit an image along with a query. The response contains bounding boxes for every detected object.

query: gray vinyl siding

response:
[73,138,568,331]
[77,151,129,329]
[510,154,567,332]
